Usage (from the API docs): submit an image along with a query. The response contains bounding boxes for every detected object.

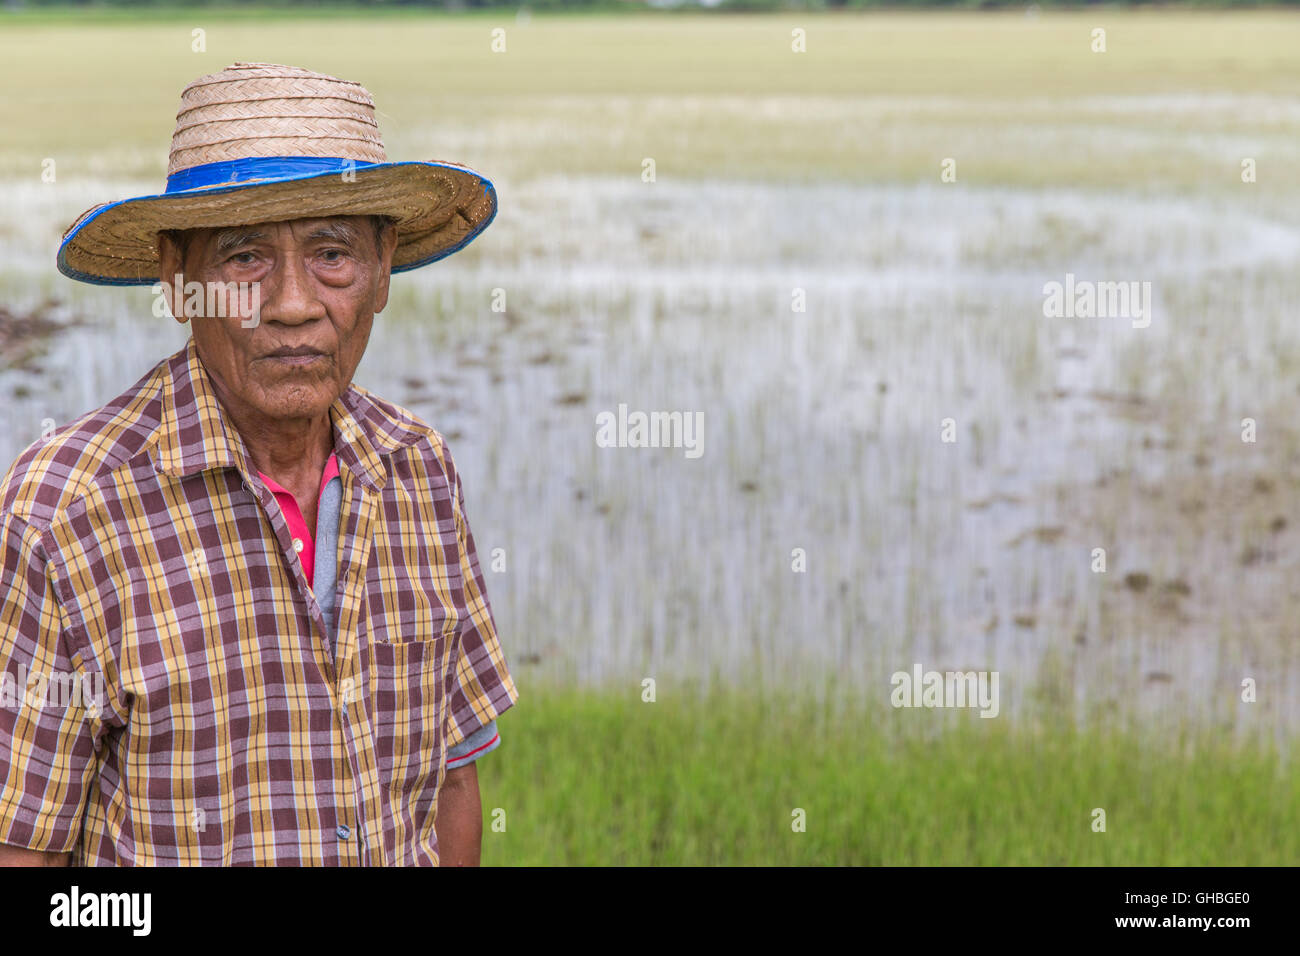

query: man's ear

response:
[156,232,189,325]
[373,223,399,315]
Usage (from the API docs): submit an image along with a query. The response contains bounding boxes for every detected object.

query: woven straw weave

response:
[57,62,497,284]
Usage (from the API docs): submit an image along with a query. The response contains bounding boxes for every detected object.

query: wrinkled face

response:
[158,215,398,423]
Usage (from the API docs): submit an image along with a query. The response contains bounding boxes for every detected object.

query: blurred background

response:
[2,1,1299,863]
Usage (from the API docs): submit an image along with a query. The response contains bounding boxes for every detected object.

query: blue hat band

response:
[165,156,383,194]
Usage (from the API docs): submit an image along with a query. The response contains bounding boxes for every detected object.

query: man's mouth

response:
[263,346,327,367]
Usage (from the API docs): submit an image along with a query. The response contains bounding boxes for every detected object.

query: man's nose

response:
[260,256,326,325]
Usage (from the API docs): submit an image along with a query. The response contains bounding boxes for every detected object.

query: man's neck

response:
[245,415,334,481]
[199,358,336,524]
[240,411,334,535]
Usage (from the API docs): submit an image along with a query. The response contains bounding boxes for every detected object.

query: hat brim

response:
[57,160,497,286]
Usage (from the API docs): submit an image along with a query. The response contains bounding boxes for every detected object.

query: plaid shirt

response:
[0,338,518,865]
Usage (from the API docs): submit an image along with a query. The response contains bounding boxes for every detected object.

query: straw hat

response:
[57,62,497,285]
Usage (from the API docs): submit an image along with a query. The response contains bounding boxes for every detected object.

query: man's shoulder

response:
[0,356,171,530]
[345,382,459,476]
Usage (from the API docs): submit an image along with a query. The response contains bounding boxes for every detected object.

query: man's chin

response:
[252,382,339,423]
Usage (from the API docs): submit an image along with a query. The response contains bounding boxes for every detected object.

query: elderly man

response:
[0,63,517,865]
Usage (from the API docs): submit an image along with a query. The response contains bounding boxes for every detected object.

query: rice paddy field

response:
[1,8,1299,864]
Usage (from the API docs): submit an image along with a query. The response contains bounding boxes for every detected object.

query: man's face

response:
[158,215,398,424]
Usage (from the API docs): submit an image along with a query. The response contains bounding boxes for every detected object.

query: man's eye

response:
[227,252,257,265]
[320,249,346,262]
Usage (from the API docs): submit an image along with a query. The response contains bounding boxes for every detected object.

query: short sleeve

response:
[445,719,500,769]
[442,465,519,750]
[0,512,105,853]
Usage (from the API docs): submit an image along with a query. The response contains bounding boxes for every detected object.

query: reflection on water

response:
[3,177,1299,741]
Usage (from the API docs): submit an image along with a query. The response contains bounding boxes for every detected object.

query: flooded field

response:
[2,12,1299,740]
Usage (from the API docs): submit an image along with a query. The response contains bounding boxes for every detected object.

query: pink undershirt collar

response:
[257,452,340,588]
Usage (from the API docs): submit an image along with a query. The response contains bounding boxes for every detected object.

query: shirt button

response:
[293,538,305,553]
[336,825,351,840]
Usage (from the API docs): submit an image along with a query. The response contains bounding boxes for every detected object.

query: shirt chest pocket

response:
[368,636,447,794]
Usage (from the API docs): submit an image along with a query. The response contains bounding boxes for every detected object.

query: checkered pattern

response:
[0,338,518,865]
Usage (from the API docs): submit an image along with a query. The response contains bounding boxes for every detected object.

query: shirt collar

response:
[151,337,421,493]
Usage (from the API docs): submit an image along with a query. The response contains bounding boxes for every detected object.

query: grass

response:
[2,12,1300,184]
[479,682,1300,865]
